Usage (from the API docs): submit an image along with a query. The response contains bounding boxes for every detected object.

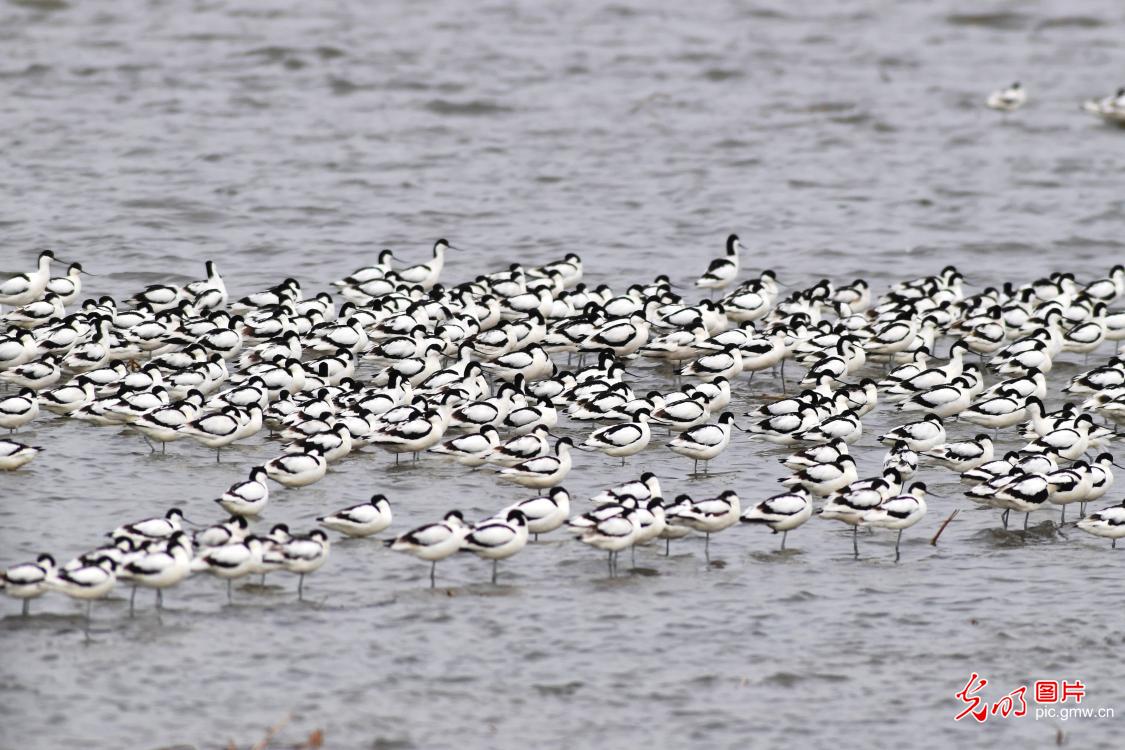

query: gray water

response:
[2,1,1124,748]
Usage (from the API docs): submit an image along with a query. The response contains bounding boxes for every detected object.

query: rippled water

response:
[3,1,1124,748]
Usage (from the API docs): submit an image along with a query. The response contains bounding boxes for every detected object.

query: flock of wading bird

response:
[2,239,1124,634]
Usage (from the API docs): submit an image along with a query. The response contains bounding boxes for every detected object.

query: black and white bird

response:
[178,405,246,461]
[368,408,450,462]
[120,531,193,613]
[496,437,573,491]
[582,409,652,463]
[387,510,469,586]
[1,553,56,615]
[923,434,994,472]
[740,490,813,550]
[575,506,638,576]
[782,455,859,497]
[318,495,393,538]
[429,425,501,466]
[111,508,186,542]
[876,414,946,452]
[858,483,929,562]
[504,487,571,541]
[668,412,739,473]
[747,405,820,446]
[986,82,1026,111]
[280,529,331,599]
[0,439,42,471]
[960,389,1029,433]
[694,234,743,292]
[190,536,264,602]
[651,393,712,432]
[44,556,118,633]
[261,445,328,488]
[485,425,553,467]
[781,438,849,471]
[0,250,56,307]
[216,467,270,516]
[0,388,39,433]
[797,409,863,445]
[681,344,743,380]
[194,517,250,548]
[664,490,740,561]
[590,472,663,506]
[1077,502,1125,548]
[396,239,453,290]
[461,510,529,584]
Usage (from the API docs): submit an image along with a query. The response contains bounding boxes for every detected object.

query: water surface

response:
[2,1,1124,748]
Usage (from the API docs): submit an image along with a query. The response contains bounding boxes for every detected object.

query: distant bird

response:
[986,82,1026,112]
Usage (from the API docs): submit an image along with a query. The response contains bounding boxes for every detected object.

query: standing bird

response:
[694,234,744,293]
[0,250,56,307]
[396,239,454,290]
[1077,502,1125,548]
[120,532,193,614]
[280,530,331,599]
[740,490,813,551]
[386,510,469,586]
[668,412,739,474]
[664,490,740,562]
[191,536,264,603]
[858,483,929,562]
[461,510,529,584]
[0,388,39,433]
[576,507,638,576]
[877,414,946,452]
[45,556,117,638]
[1,553,56,615]
[582,409,652,464]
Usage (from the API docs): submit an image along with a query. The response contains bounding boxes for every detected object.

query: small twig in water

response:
[930,510,959,546]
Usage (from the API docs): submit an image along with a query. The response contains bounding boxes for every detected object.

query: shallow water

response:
[2,1,1125,748]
